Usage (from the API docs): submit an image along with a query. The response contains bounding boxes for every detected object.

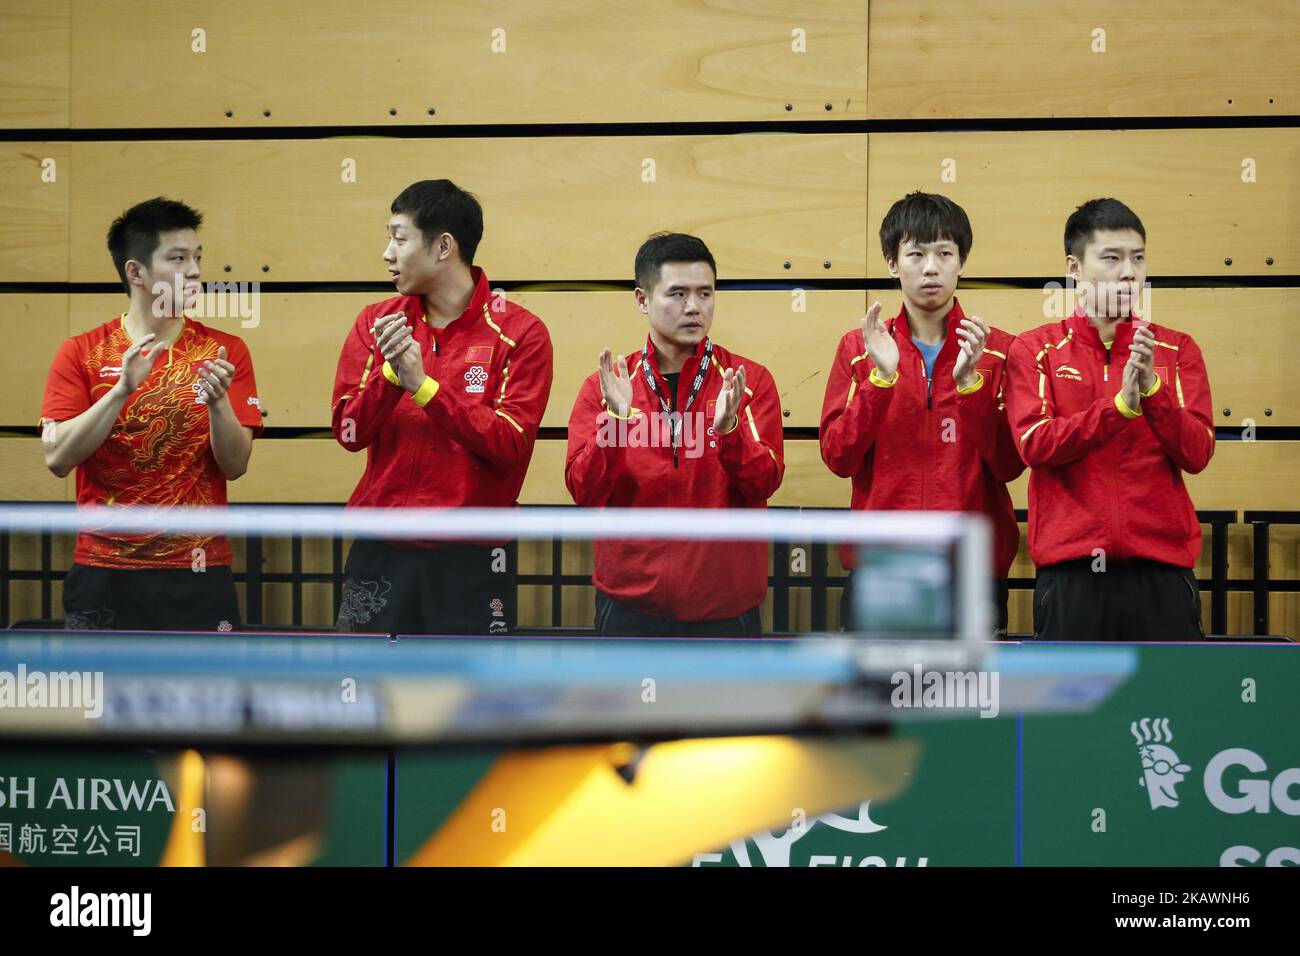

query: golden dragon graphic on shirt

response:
[82,326,228,566]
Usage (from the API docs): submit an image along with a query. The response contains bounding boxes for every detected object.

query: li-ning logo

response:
[99,366,123,379]
[1133,717,1192,809]
[1055,365,1083,381]
[464,366,488,394]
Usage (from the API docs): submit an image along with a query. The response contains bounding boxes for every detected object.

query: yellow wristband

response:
[1141,374,1162,399]
[382,361,400,386]
[411,376,439,407]
[606,405,639,421]
[956,373,985,395]
[868,367,899,389]
[1114,391,1142,419]
[717,415,741,435]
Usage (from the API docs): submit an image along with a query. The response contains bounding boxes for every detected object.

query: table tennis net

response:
[0,504,991,642]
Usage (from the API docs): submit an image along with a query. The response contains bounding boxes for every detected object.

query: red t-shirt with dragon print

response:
[40,315,263,569]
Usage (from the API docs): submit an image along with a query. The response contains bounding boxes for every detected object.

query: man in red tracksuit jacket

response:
[566,233,785,637]
[820,192,1024,636]
[1006,198,1214,641]
[331,179,553,635]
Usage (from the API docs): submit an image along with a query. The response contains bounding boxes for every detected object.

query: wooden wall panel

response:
[12,131,1295,285]
[226,437,364,503]
[0,144,69,281]
[69,0,868,127]
[867,0,1298,119]
[0,0,70,128]
[0,437,66,501]
[66,136,867,283]
[3,294,69,427]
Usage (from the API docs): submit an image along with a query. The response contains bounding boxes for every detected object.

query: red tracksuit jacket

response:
[819,299,1024,576]
[565,337,785,621]
[1004,307,1214,569]
[331,267,553,511]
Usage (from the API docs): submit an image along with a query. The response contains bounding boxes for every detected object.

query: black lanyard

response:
[641,338,713,467]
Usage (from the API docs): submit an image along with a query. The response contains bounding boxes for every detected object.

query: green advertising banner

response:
[0,751,387,866]
[691,716,1018,867]
[695,644,1299,867]
[0,752,176,866]
[1021,644,1299,866]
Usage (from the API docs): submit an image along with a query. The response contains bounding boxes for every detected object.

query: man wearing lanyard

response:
[565,233,785,637]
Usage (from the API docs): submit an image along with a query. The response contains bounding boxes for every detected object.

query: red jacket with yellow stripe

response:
[1004,307,1214,569]
[331,267,553,510]
[565,337,785,621]
[819,299,1024,576]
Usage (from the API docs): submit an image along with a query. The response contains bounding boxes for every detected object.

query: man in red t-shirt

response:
[331,179,553,635]
[565,233,785,637]
[40,198,262,631]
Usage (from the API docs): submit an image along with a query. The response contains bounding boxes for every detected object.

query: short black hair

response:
[106,197,203,294]
[879,191,972,264]
[390,179,484,265]
[634,232,717,292]
[1064,198,1146,260]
